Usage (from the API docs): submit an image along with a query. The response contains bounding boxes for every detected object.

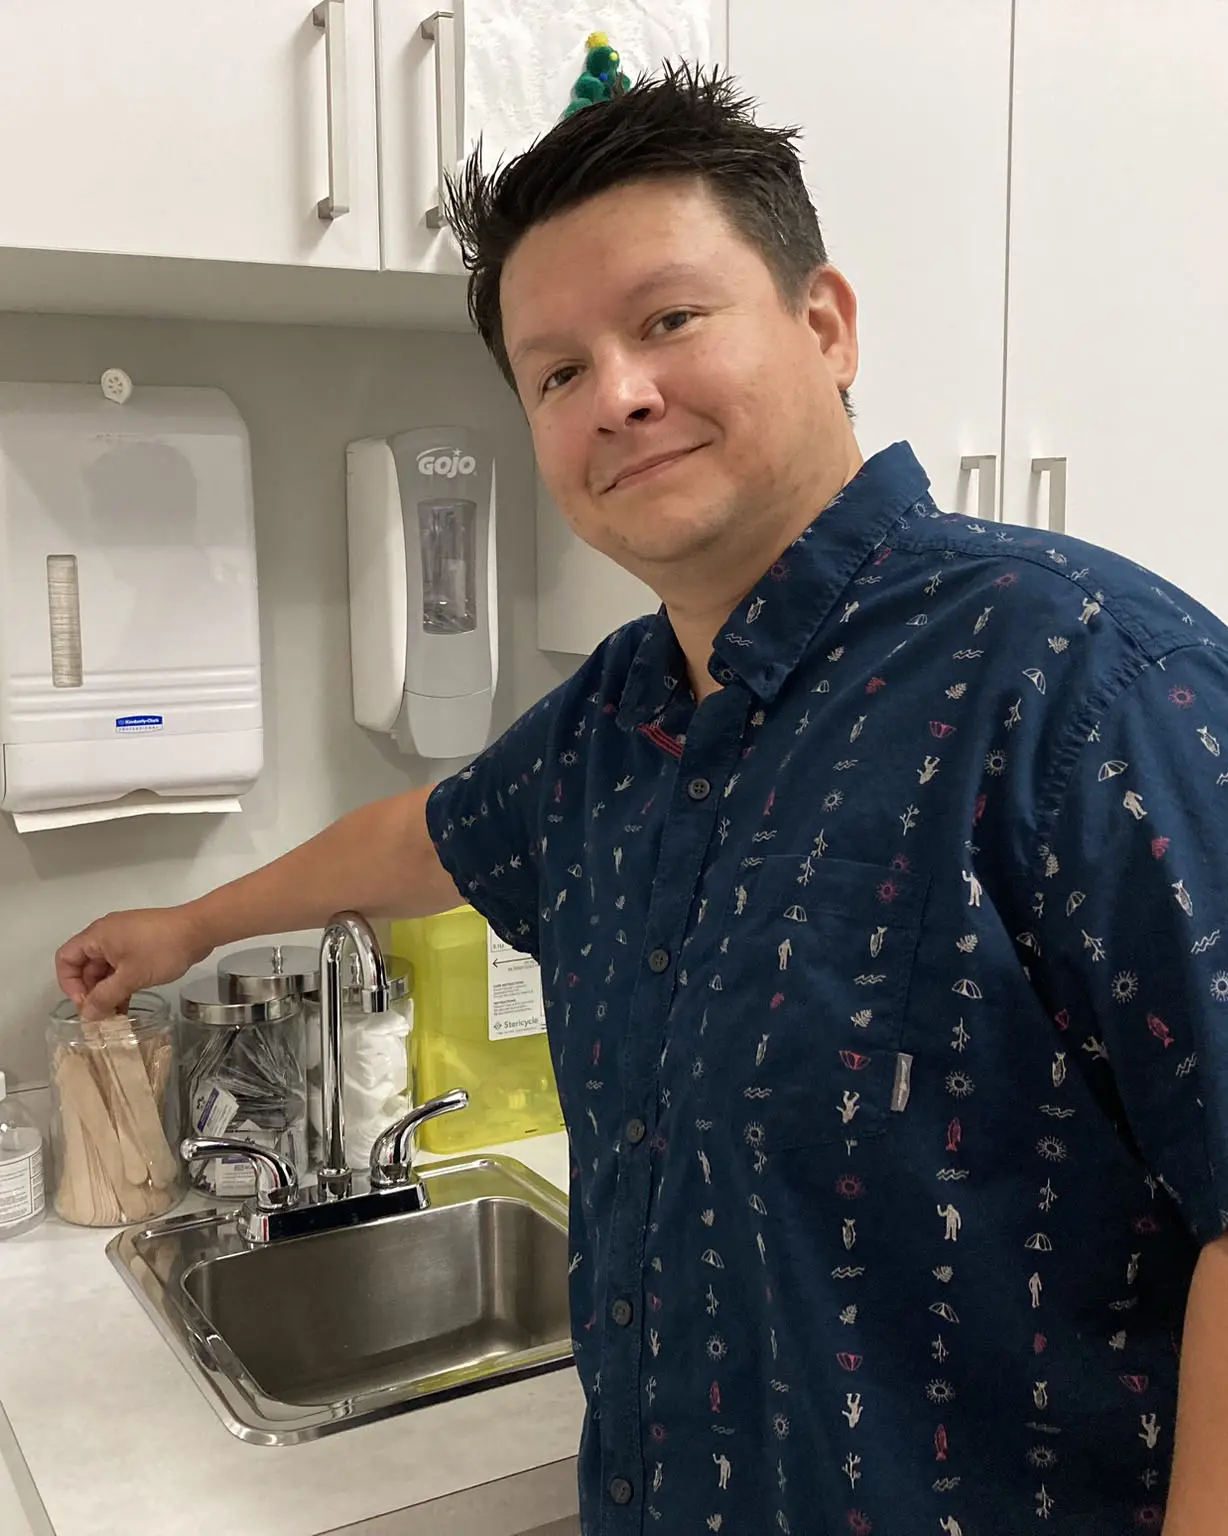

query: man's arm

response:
[1016,640,1228,1528]
[56,785,460,1016]
[1165,1233,1228,1533]
[58,647,571,1017]
[189,786,460,941]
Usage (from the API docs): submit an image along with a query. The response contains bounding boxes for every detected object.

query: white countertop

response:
[0,1132,585,1536]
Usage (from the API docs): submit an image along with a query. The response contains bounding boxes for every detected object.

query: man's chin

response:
[609,518,728,574]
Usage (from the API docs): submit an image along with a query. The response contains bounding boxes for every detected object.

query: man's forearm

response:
[1163,1233,1228,1533]
[185,786,458,949]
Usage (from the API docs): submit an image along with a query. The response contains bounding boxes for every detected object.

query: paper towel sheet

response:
[12,792,242,834]
[463,0,723,165]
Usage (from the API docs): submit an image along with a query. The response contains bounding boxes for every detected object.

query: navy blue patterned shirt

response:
[427,443,1228,1535]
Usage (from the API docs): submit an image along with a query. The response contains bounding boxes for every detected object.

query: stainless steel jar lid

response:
[217,944,321,1001]
[179,975,299,1028]
[304,953,412,1007]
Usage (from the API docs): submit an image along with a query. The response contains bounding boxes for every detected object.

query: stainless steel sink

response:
[107,1156,574,1444]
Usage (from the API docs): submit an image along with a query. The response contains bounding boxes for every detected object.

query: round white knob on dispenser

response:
[100,368,133,405]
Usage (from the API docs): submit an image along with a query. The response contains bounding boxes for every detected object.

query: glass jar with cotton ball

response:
[302,953,414,1172]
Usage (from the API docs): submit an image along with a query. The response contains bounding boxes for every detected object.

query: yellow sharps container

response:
[391,905,564,1154]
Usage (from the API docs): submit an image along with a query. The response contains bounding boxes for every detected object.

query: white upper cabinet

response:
[0,0,381,270]
[379,1,727,276]
[0,1,724,323]
[375,0,466,276]
[730,1,1013,517]
[1004,1,1228,620]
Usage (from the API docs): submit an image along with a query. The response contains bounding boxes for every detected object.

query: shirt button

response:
[625,1118,647,1145]
[611,1297,634,1327]
[609,1477,634,1506]
[648,947,670,973]
[686,775,711,801]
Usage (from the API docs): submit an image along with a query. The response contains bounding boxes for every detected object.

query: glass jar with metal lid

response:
[217,943,321,1004]
[46,991,183,1226]
[304,952,415,1171]
[218,944,323,1169]
[180,975,308,1199]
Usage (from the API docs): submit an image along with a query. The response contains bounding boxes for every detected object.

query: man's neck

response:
[667,448,864,702]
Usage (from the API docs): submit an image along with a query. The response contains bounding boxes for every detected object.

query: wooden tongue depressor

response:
[52,1049,129,1226]
[79,1016,148,1187]
[51,1041,127,1192]
[88,1015,180,1191]
[51,1053,92,1225]
[80,1119,124,1226]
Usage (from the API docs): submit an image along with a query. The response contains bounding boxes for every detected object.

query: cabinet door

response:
[379,2,727,276]
[0,0,380,269]
[730,1,1012,515]
[1005,2,1228,620]
[376,0,466,276]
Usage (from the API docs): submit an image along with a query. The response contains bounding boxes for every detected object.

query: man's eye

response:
[543,365,579,395]
[654,310,695,335]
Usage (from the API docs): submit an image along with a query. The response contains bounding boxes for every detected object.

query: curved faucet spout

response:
[318,911,389,1199]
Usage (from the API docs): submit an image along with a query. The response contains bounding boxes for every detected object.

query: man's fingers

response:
[81,972,134,1022]
[81,957,113,994]
[54,937,92,1000]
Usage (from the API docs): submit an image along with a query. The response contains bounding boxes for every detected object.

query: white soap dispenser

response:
[347,427,498,760]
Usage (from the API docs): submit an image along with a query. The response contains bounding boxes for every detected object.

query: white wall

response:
[0,311,573,1090]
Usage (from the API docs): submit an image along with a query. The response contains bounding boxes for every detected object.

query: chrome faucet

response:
[318,911,389,1200]
[369,1088,470,1186]
[181,911,468,1244]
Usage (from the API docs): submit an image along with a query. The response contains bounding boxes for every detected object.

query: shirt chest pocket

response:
[713,856,926,1151]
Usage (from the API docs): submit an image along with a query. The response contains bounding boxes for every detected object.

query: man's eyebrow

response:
[508,263,709,370]
[621,261,708,305]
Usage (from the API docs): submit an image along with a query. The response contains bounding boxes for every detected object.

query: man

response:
[57,67,1228,1534]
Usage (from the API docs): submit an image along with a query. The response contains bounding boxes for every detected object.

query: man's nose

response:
[591,348,666,431]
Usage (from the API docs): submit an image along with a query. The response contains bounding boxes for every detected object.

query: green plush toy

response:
[562,31,631,119]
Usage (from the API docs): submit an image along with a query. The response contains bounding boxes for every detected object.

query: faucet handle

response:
[369,1089,470,1188]
[181,1136,299,1211]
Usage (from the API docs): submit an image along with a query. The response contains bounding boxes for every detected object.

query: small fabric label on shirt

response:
[487,926,547,1041]
[891,1052,914,1113]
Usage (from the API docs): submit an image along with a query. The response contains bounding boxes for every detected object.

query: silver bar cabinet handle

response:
[421,10,459,229]
[1031,456,1068,534]
[959,454,998,522]
[313,0,350,220]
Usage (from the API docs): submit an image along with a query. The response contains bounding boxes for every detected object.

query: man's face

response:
[501,176,858,590]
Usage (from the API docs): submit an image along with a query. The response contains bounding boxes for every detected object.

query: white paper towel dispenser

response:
[347,426,497,759]
[0,382,263,830]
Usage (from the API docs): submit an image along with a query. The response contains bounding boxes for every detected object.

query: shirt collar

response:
[617,441,932,726]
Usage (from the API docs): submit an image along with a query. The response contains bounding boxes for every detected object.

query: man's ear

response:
[805,264,859,393]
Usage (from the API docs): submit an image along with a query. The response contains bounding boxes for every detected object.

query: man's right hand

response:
[55,906,213,1020]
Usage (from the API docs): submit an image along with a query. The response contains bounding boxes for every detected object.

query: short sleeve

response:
[426,691,560,960]
[1029,642,1228,1241]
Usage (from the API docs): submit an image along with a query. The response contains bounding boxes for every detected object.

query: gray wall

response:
[0,311,572,1090]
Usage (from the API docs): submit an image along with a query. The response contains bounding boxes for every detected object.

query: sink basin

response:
[107,1156,574,1444]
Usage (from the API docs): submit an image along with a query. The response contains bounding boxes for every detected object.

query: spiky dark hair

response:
[444,62,845,410]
